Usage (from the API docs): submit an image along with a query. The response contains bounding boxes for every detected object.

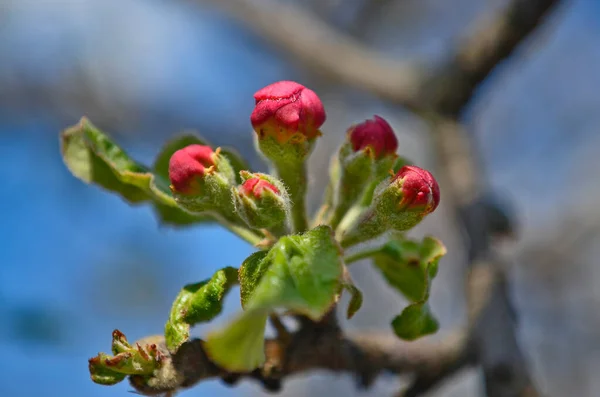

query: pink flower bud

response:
[250,81,326,143]
[168,144,215,194]
[349,116,398,158]
[393,165,440,214]
[240,178,280,198]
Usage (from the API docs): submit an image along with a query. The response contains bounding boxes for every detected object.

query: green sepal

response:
[392,302,439,340]
[164,267,238,352]
[60,118,211,227]
[88,330,165,386]
[205,226,343,371]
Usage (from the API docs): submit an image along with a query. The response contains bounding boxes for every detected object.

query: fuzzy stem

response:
[275,161,308,233]
[344,247,381,265]
[211,212,264,246]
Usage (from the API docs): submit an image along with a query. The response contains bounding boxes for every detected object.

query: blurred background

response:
[0,0,598,396]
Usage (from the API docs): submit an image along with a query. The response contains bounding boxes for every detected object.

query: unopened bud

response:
[233,172,290,229]
[348,116,398,159]
[168,144,215,195]
[340,165,440,247]
[168,144,236,214]
[251,81,325,144]
[392,165,440,214]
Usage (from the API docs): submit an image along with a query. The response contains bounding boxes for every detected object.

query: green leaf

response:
[205,226,343,371]
[369,236,445,340]
[238,251,270,309]
[203,310,269,372]
[243,225,342,318]
[342,281,363,320]
[373,236,446,302]
[341,267,363,319]
[391,303,439,340]
[164,267,238,352]
[88,330,164,386]
[60,118,213,227]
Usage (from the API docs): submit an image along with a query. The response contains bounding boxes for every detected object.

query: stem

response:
[211,213,263,246]
[339,210,386,248]
[344,247,381,265]
[275,161,308,233]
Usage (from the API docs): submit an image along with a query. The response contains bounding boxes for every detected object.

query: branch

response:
[198,0,423,107]
[200,0,560,115]
[128,322,471,396]
[421,0,561,117]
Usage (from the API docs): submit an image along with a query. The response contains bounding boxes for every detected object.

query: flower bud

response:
[233,172,290,229]
[339,165,440,247]
[168,144,236,214]
[168,144,216,195]
[240,177,280,198]
[348,116,398,159]
[251,81,326,144]
[392,165,440,214]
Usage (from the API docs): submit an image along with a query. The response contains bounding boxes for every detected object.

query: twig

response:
[197,0,423,108]
[128,325,469,396]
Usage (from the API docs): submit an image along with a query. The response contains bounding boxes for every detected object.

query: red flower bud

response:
[251,81,326,142]
[240,178,280,198]
[168,145,215,194]
[393,165,440,214]
[349,116,398,159]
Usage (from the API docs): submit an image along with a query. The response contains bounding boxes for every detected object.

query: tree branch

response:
[198,0,423,107]
[128,322,471,396]
[421,0,560,117]
[200,0,560,115]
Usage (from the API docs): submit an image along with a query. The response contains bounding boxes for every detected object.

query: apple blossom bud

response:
[240,178,280,198]
[168,145,216,195]
[168,144,236,214]
[339,165,440,247]
[251,81,326,144]
[233,172,290,230]
[393,165,440,214]
[348,116,398,159]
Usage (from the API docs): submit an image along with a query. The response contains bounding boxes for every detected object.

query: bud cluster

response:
[165,80,440,247]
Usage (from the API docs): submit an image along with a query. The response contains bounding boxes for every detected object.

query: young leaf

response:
[88,330,165,386]
[373,236,446,302]
[239,251,270,309]
[341,267,363,319]
[60,118,213,227]
[164,267,238,352]
[203,310,269,372]
[243,225,342,318]
[391,303,439,341]
[205,226,343,371]
[342,282,363,320]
